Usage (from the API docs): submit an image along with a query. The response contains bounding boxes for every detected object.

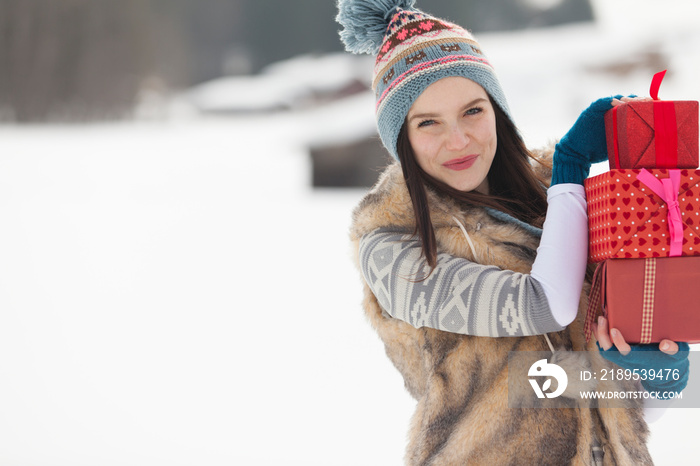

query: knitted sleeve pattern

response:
[359,229,564,337]
[358,183,589,337]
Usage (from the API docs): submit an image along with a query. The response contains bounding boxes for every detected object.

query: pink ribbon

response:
[636,169,684,256]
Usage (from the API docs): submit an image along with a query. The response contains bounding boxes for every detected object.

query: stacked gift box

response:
[583,70,700,344]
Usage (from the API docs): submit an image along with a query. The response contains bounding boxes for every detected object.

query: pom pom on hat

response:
[336,0,417,54]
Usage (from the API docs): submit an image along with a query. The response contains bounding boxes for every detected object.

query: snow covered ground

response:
[2,1,700,464]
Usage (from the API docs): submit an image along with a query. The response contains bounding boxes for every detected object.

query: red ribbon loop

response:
[650,69,667,101]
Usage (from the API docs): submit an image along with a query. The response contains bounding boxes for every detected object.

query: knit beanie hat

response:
[336,0,514,160]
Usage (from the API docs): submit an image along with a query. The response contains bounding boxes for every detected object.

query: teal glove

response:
[551,96,624,186]
[597,341,690,399]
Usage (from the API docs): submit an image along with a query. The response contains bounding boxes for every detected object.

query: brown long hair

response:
[397,96,549,269]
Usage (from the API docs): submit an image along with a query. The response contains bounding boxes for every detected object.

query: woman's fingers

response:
[594,317,680,356]
[612,96,653,107]
[620,96,652,103]
[594,316,613,350]
[595,317,680,355]
[659,339,680,355]
[609,326,631,356]
[594,316,631,355]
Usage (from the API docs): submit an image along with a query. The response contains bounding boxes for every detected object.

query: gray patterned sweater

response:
[358,184,589,338]
[359,227,559,337]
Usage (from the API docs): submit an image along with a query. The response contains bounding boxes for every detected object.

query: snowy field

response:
[2,1,700,464]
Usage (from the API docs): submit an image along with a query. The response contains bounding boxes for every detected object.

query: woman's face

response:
[406,77,497,194]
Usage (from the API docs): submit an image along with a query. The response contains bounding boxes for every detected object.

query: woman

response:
[337,1,689,464]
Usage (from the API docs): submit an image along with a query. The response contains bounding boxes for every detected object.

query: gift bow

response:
[636,169,684,256]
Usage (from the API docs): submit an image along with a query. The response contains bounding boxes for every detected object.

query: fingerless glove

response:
[597,342,690,399]
[551,96,622,186]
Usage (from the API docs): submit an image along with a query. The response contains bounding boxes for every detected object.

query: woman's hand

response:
[551,95,656,186]
[592,315,690,398]
[592,315,680,355]
[551,95,619,185]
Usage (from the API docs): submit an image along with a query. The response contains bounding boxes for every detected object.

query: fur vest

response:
[349,156,654,465]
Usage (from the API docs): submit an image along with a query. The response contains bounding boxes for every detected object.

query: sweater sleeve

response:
[359,228,562,336]
[530,183,588,327]
[358,184,588,337]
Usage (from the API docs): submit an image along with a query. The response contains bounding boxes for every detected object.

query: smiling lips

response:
[443,155,479,171]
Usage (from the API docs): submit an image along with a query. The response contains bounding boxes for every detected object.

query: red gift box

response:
[604,71,699,170]
[584,257,700,344]
[585,168,700,262]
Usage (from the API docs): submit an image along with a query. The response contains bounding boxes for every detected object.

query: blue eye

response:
[465,107,483,116]
[417,119,436,128]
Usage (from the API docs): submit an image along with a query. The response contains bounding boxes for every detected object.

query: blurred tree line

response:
[0,0,591,123]
[0,0,248,122]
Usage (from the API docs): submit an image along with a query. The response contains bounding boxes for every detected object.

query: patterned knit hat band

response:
[372,9,483,91]
[336,1,514,160]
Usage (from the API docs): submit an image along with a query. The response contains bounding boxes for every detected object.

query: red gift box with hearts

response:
[604,70,699,170]
[585,168,700,262]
